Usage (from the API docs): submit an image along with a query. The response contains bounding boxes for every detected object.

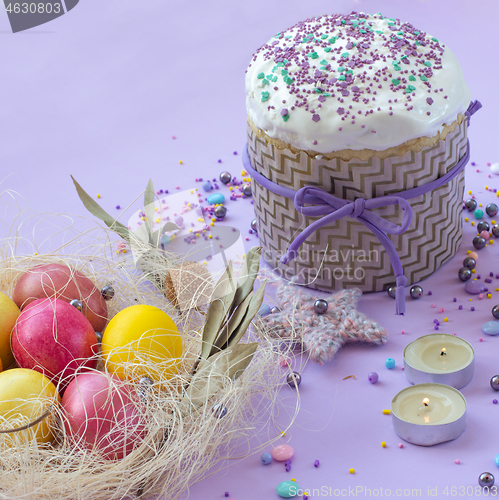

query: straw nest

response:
[0,189,294,500]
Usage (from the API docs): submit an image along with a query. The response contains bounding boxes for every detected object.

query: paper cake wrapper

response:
[247,120,467,292]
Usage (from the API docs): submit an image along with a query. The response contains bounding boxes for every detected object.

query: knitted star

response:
[263,283,388,364]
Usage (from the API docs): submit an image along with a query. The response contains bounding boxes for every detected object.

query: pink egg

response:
[61,371,146,461]
[12,298,98,386]
[469,251,479,260]
[271,444,294,461]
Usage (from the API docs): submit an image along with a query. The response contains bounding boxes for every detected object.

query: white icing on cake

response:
[245,12,471,153]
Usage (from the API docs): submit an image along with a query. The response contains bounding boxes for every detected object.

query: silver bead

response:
[409,285,423,299]
[492,225,499,237]
[486,203,499,217]
[95,331,103,343]
[473,235,487,250]
[101,285,115,301]
[138,376,154,402]
[458,267,472,282]
[479,472,495,488]
[212,403,227,418]
[214,205,227,219]
[219,171,232,184]
[463,257,476,269]
[314,299,328,314]
[270,306,281,314]
[493,306,499,320]
[251,219,258,232]
[387,285,397,299]
[490,375,499,391]
[286,371,302,388]
[465,199,477,211]
[242,183,252,197]
[70,299,83,311]
[477,221,491,233]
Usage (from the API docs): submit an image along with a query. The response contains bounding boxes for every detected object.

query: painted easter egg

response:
[12,263,108,332]
[0,368,60,446]
[12,298,98,386]
[0,292,20,369]
[61,371,146,460]
[101,305,182,381]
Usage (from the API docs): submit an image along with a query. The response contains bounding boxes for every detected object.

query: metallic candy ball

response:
[138,376,154,402]
[458,267,472,282]
[493,225,499,237]
[387,285,397,299]
[409,285,423,299]
[242,183,252,197]
[477,221,491,233]
[286,371,302,388]
[490,375,499,391]
[478,472,495,488]
[219,171,232,184]
[95,331,103,343]
[314,299,328,314]
[251,219,258,232]
[214,205,227,219]
[473,235,487,250]
[486,203,499,217]
[101,285,115,301]
[140,376,154,388]
[493,305,499,320]
[463,257,477,269]
[70,299,83,311]
[270,306,281,314]
[465,199,478,211]
[212,403,228,419]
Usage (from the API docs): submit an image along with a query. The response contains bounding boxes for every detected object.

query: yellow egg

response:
[0,368,60,447]
[101,305,182,381]
[0,292,20,369]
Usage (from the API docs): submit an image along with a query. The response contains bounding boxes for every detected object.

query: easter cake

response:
[244,12,475,297]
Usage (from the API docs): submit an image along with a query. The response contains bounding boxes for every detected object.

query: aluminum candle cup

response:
[391,383,467,446]
[403,334,474,389]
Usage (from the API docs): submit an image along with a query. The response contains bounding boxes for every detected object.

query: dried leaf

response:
[71,176,132,242]
[152,221,180,247]
[200,262,237,359]
[227,279,267,348]
[181,343,258,412]
[231,247,262,313]
[143,179,155,243]
[210,291,254,356]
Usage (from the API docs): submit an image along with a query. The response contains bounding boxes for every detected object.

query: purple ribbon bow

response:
[243,100,482,315]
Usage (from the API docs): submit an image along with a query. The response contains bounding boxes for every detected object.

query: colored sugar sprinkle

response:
[248,12,445,123]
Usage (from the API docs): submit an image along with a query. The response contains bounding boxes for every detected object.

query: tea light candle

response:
[391,383,467,446]
[403,334,474,389]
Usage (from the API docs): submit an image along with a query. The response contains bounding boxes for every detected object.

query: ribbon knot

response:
[352,198,366,218]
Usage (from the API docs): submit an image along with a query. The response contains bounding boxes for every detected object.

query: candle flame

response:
[441,348,447,356]
[423,398,430,406]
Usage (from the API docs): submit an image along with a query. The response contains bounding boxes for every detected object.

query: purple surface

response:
[1,1,499,499]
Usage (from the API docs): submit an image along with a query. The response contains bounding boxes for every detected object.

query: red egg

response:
[61,371,146,460]
[12,298,98,386]
[12,263,108,332]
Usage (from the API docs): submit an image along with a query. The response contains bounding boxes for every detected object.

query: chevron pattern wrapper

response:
[247,119,468,293]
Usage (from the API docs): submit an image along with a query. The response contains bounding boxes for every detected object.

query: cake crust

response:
[248,114,464,161]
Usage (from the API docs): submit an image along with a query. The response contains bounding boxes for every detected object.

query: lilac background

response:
[1,1,499,499]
